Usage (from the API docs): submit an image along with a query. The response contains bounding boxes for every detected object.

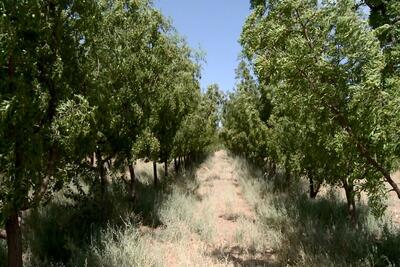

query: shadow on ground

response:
[20,156,209,266]
[211,245,279,267]
[263,177,400,267]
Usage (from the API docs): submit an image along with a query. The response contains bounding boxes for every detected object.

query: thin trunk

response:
[100,161,106,197]
[309,176,320,199]
[178,157,181,168]
[164,161,168,177]
[272,162,276,177]
[343,180,357,226]
[96,151,106,198]
[153,161,158,186]
[268,160,277,179]
[90,153,95,166]
[271,161,277,178]
[285,157,291,186]
[6,212,23,267]
[174,158,178,172]
[128,163,136,201]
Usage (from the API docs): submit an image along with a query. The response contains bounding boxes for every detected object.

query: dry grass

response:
[88,156,400,267]
[115,150,280,266]
[19,150,400,267]
[233,157,400,267]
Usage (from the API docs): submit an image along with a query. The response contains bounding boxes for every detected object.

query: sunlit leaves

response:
[239,0,400,215]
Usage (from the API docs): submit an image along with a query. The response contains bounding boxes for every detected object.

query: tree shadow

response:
[211,245,279,267]
[21,155,210,266]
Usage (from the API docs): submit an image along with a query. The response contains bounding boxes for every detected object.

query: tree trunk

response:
[267,160,276,179]
[164,161,168,177]
[153,161,158,186]
[284,156,291,186]
[96,151,107,198]
[6,212,23,267]
[309,176,320,199]
[128,163,136,201]
[343,180,357,226]
[272,162,276,177]
[174,158,178,172]
[90,153,95,166]
[106,159,112,170]
[100,160,106,197]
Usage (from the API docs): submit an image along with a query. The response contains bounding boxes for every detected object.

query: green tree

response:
[82,0,170,198]
[0,1,98,265]
[174,83,222,163]
[241,0,400,220]
[148,37,202,181]
[221,61,270,167]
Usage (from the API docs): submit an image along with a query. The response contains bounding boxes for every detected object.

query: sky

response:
[154,0,252,92]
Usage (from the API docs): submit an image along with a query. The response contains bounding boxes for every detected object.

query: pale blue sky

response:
[155,0,251,92]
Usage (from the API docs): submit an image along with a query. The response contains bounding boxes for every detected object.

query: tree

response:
[148,36,202,180]
[0,1,98,265]
[174,83,222,162]
[81,0,170,197]
[221,61,270,167]
[241,0,400,220]
[1,0,209,265]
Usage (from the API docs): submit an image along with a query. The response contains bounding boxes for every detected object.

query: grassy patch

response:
[18,156,211,267]
[84,222,158,267]
[232,156,400,267]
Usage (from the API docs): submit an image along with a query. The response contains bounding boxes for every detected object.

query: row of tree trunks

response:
[153,155,194,185]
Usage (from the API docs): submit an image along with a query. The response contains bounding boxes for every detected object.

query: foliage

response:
[0,0,217,265]
[221,60,271,165]
[227,0,400,218]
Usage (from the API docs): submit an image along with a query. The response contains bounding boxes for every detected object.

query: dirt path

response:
[196,150,256,247]
[142,150,277,266]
